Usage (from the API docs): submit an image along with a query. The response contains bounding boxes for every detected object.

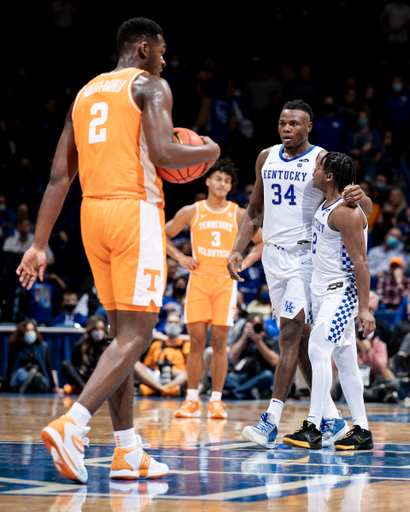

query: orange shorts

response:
[81,198,166,312]
[184,273,237,326]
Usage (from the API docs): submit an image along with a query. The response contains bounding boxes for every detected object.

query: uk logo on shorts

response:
[284,300,295,314]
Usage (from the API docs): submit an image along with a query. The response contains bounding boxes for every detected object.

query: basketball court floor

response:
[1,394,410,511]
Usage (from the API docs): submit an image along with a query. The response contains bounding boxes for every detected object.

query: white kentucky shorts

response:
[311,279,359,347]
[262,243,313,323]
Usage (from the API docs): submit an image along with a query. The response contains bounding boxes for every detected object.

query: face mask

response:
[173,288,186,297]
[24,331,37,344]
[0,204,6,212]
[259,291,271,302]
[365,92,374,100]
[64,303,76,313]
[19,233,29,241]
[386,236,399,249]
[164,322,182,337]
[374,182,387,191]
[392,83,403,93]
[357,118,368,127]
[90,330,105,342]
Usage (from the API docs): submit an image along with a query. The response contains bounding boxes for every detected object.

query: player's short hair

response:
[320,152,356,193]
[204,158,238,187]
[117,17,163,53]
[282,99,313,121]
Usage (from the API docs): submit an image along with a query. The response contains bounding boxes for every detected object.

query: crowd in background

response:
[2,2,410,401]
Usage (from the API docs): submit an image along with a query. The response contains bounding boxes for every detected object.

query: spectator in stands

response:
[156,275,188,333]
[346,110,382,179]
[380,0,410,53]
[0,195,16,241]
[310,96,347,152]
[21,272,66,326]
[164,259,179,296]
[224,313,279,399]
[61,315,108,394]
[135,313,190,396]
[358,180,381,234]
[246,283,272,319]
[370,291,391,346]
[5,320,57,393]
[50,291,88,327]
[381,75,410,148]
[382,187,408,229]
[367,228,407,276]
[389,298,410,357]
[337,88,359,130]
[376,256,410,310]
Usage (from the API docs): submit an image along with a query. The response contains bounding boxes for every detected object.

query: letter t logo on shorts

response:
[144,269,161,292]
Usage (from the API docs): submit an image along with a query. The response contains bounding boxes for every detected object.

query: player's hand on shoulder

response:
[341,184,364,207]
[16,247,47,290]
[227,251,244,282]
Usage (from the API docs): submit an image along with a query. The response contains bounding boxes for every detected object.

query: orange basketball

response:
[156,127,206,183]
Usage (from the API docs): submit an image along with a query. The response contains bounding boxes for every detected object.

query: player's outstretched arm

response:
[137,76,220,171]
[331,206,375,337]
[227,149,267,281]
[165,205,198,270]
[16,105,78,290]
[341,185,372,217]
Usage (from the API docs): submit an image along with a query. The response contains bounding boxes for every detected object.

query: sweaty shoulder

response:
[132,74,172,111]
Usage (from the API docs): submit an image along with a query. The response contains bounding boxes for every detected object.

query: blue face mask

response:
[357,117,368,127]
[24,331,37,345]
[259,291,271,303]
[387,236,399,249]
[392,83,403,93]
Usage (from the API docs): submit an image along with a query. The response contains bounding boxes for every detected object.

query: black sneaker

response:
[334,425,373,451]
[282,420,322,450]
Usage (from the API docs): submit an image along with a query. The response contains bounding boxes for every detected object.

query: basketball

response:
[156,127,206,183]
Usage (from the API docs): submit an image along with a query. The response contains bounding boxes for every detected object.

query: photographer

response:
[223,313,280,399]
[134,313,190,397]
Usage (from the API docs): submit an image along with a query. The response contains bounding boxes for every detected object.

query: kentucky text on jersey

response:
[199,220,234,232]
[197,246,231,258]
[312,217,325,233]
[83,79,127,98]
[263,169,308,181]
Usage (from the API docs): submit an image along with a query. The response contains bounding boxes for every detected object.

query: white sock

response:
[66,402,92,429]
[322,397,339,419]
[187,389,199,402]
[210,391,222,402]
[353,416,369,431]
[114,427,138,450]
[267,399,284,425]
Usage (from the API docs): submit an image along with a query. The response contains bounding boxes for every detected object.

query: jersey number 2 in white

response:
[89,102,108,144]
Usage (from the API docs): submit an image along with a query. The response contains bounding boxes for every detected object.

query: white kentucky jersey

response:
[262,144,325,250]
[311,198,368,296]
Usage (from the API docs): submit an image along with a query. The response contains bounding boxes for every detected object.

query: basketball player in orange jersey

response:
[16,17,220,484]
[166,159,263,420]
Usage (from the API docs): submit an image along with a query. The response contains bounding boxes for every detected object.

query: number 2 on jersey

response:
[271,184,296,205]
[89,102,108,144]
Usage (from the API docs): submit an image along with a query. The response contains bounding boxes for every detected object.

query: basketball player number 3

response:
[271,184,296,205]
[89,102,108,144]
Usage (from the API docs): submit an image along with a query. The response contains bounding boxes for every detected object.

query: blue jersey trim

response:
[322,197,343,211]
[279,144,317,163]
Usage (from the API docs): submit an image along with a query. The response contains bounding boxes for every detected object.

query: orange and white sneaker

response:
[110,435,169,480]
[174,399,201,418]
[41,414,90,484]
[208,400,228,419]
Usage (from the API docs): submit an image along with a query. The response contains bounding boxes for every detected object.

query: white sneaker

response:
[41,415,90,484]
[110,435,169,480]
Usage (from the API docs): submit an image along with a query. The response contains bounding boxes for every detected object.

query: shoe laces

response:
[320,418,334,433]
[136,434,151,450]
[255,413,274,433]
